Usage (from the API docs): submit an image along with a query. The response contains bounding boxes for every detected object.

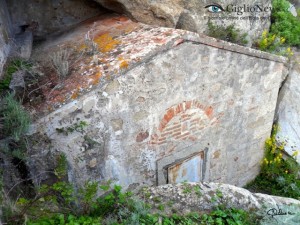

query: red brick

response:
[191,118,200,123]
[157,141,167,145]
[164,108,175,123]
[165,124,181,132]
[150,134,159,141]
[158,137,167,142]
[175,132,190,140]
[172,132,182,137]
[205,106,213,118]
[161,131,173,138]
[136,131,149,142]
[185,101,192,110]
[181,114,191,119]
[175,103,184,114]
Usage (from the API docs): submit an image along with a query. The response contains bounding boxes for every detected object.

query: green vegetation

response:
[0,92,31,159]
[270,0,300,46]
[245,125,300,199]
[2,154,258,225]
[56,121,88,136]
[0,93,31,142]
[0,59,32,94]
[257,0,300,55]
[207,21,248,46]
[50,49,70,80]
[257,30,293,57]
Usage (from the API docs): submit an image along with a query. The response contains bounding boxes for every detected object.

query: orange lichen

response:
[71,90,79,100]
[118,56,129,69]
[90,72,102,85]
[93,33,120,53]
[120,60,129,69]
[78,44,88,51]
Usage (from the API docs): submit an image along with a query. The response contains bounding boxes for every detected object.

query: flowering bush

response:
[246,125,300,199]
[258,30,293,57]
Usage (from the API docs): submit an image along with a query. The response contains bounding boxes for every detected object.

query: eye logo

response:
[205,3,225,13]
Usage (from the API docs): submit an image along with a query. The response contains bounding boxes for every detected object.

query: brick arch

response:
[150,100,220,145]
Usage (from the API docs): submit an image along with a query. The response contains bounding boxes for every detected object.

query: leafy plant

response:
[245,125,300,199]
[270,0,300,46]
[206,21,248,46]
[56,121,88,136]
[257,30,293,57]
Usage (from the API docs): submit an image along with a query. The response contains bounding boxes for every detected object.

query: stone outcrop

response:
[28,15,287,189]
[6,0,107,39]
[138,182,300,224]
[94,0,272,45]
[0,0,12,78]
[290,0,300,9]
[276,52,300,164]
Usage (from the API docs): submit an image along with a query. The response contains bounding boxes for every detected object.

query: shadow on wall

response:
[5,0,109,40]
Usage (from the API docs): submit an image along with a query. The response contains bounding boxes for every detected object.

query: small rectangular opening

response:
[167,152,204,184]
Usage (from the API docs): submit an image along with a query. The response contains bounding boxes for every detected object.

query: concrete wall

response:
[28,17,287,189]
[0,0,12,78]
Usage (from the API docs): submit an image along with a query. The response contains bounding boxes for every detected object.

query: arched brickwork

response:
[150,100,222,145]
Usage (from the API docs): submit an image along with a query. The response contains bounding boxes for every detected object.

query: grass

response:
[206,22,248,46]
[0,93,31,141]
[0,59,32,94]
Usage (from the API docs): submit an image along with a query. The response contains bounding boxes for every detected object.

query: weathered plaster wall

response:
[6,0,107,39]
[0,0,12,77]
[30,36,286,190]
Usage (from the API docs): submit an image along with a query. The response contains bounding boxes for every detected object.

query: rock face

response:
[290,0,300,9]
[6,0,107,39]
[139,182,300,224]
[28,15,287,189]
[94,0,272,45]
[276,52,300,164]
[0,0,12,78]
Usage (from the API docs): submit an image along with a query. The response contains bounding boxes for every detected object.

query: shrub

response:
[245,125,300,199]
[4,166,257,225]
[270,0,300,46]
[50,49,70,80]
[0,93,31,141]
[258,30,293,57]
[207,21,248,46]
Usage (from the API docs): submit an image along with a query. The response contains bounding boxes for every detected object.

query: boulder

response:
[138,182,300,224]
[9,70,26,97]
[0,0,13,78]
[94,0,272,45]
[11,31,33,60]
[290,0,300,9]
[276,52,300,164]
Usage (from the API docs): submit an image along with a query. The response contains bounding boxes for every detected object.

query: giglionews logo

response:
[204,3,272,15]
[205,3,225,13]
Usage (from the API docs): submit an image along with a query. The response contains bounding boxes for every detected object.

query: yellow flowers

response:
[292,150,299,158]
[286,47,294,57]
[258,31,293,58]
[263,158,269,165]
[262,30,268,38]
